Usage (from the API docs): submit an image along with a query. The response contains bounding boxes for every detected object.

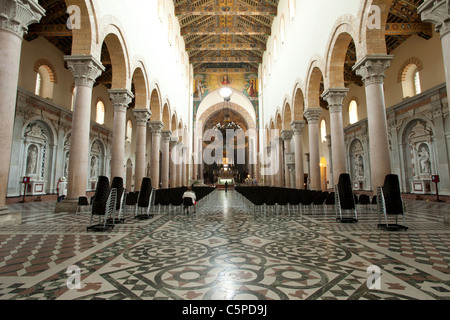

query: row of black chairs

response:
[236,173,408,231]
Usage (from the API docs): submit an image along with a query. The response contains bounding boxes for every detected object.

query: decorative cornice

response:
[353,55,394,86]
[0,0,45,38]
[418,0,450,37]
[64,55,105,89]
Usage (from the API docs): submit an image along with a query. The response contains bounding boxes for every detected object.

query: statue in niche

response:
[354,155,364,178]
[64,152,70,178]
[90,156,98,178]
[418,144,431,174]
[26,145,38,175]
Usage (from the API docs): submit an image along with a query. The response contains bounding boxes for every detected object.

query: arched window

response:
[126,120,133,143]
[273,37,278,62]
[175,36,179,61]
[268,54,272,75]
[320,119,327,143]
[280,16,286,43]
[35,72,42,96]
[414,70,422,95]
[263,66,267,86]
[399,59,423,98]
[96,100,105,125]
[349,100,359,125]
[289,0,296,21]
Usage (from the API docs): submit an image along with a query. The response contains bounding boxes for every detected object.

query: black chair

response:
[136,178,154,220]
[76,196,90,215]
[170,188,185,213]
[108,177,125,224]
[325,192,336,212]
[359,194,371,213]
[377,174,408,231]
[335,174,358,223]
[87,176,116,232]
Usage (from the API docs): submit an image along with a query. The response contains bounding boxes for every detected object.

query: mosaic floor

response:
[0,190,449,301]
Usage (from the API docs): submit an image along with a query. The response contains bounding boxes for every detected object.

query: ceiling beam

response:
[27,24,72,37]
[385,22,433,37]
[190,55,262,64]
[181,25,271,36]
[186,42,266,51]
[175,4,277,17]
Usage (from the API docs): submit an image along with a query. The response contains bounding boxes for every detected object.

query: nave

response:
[0,191,449,300]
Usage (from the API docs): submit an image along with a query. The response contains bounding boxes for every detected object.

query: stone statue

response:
[26,145,38,175]
[418,145,431,174]
[91,156,97,178]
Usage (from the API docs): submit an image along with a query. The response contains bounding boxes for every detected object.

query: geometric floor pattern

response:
[1,190,449,300]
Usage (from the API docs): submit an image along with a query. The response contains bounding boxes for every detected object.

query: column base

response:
[0,208,22,227]
[55,199,79,213]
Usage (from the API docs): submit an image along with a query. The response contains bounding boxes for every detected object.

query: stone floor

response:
[0,190,449,301]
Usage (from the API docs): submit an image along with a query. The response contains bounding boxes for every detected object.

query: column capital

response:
[149,121,164,134]
[170,136,179,146]
[353,55,394,86]
[304,108,323,124]
[418,0,450,37]
[290,120,306,134]
[64,55,105,88]
[109,89,134,112]
[161,130,172,142]
[133,109,151,125]
[0,0,45,38]
[321,88,349,114]
[281,130,294,141]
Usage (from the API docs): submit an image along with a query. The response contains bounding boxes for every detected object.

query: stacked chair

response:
[335,174,358,223]
[377,174,408,231]
[135,177,155,220]
[106,177,126,225]
[87,176,117,232]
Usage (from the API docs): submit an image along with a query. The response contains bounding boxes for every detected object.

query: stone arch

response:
[305,58,326,109]
[65,0,99,55]
[149,85,162,121]
[324,16,360,89]
[131,62,149,110]
[398,57,424,83]
[292,85,306,121]
[357,0,394,57]
[171,113,178,132]
[33,59,58,84]
[96,16,131,89]
[162,102,171,130]
[282,102,293,130]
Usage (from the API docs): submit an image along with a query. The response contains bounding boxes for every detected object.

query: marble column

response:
[321,88,349,186]
[419,1,450,100]
[354,55,393,192]
[291,121,306,190]
[281,130,294,188]
[109,89,133,181]
[274,136,284,187]
[304,108,323,191]
[0,0,45,222]
[133,109,151,191]
[64,55,105,201]
[182,146,188,186]
[149,121,164,189]
[161,130,172,189]
[176,143,183,187]
[170,137,179,188]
